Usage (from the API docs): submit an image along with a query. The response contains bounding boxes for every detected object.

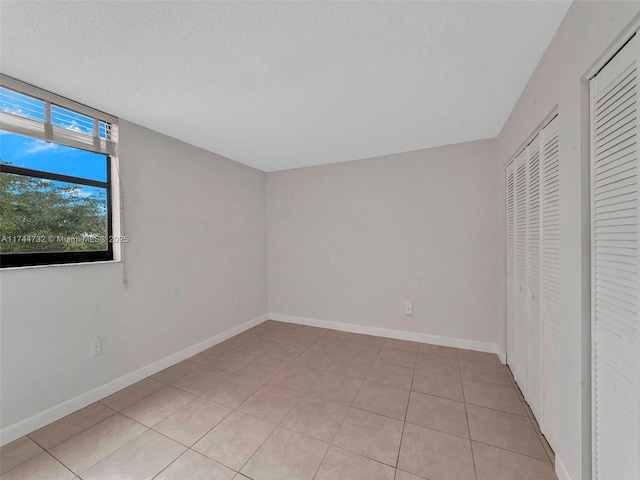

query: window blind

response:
[0,74,117,155]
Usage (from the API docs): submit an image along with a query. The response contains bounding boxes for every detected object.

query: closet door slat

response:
[507,161,517,373]
[514,151,528,389]
[541,116,560,450]
[591,34,639,480]
[527,135,542,418]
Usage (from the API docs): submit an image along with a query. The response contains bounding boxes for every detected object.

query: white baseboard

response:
[0,313,268,447]
[554,455,573,480]
[269,313,506,363]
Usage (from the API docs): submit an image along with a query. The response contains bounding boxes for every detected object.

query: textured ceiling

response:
[0,1,571,171]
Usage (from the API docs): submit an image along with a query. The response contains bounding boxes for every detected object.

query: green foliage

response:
[0,171,108,253]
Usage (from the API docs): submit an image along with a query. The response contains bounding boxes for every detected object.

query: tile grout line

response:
[149,398,237,476]
[308,336,366,479]
[311,351,374,480]
[412,378,528,416]
[399,417,554,464]
[63,416,152,477]
[179,325,300,477]
[17,438,75,480]
[228,332,331,478]
[216,326,530,474]
[393,357,417,474]
[26,403,119,451]
[416,360,515,385]
[508,370,556,464]
[40,412,150,476]
[459,399,530,418]
[469,438,555,464]
[0,450,76,479]
[190,411,277,474]
[53,452,78,480]
[525,407,555,464]
[460,350,480,480]
[120,388,200,427]
[25,432,48,452]
[149,447,191,480]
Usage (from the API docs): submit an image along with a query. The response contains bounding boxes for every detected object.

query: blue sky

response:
[0,130,107,182]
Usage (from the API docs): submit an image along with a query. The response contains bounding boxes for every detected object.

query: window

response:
[0,75,119,267]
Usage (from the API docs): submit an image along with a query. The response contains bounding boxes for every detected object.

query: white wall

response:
[0,120,268,437]
[268,139,503,351]
[496,2,640,479]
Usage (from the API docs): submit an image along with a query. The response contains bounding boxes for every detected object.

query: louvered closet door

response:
[540,116,560,450]
[591,34,639,480]
[514,151,528,388]
[526,135,542,418]
[507,161,516,369]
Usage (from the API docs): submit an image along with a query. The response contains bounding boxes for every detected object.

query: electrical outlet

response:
[405,302,413,315]
[91,337,102,356]
[364,296,370,306]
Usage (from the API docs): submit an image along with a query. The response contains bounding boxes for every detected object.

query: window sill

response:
[1,259,122,272]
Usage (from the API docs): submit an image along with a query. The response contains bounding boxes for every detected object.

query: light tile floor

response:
[0,320,557,479]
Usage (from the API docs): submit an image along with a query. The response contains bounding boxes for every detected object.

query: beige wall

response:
[0,120,268,436]
[268,139,503,351]
[496,2,640,479]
